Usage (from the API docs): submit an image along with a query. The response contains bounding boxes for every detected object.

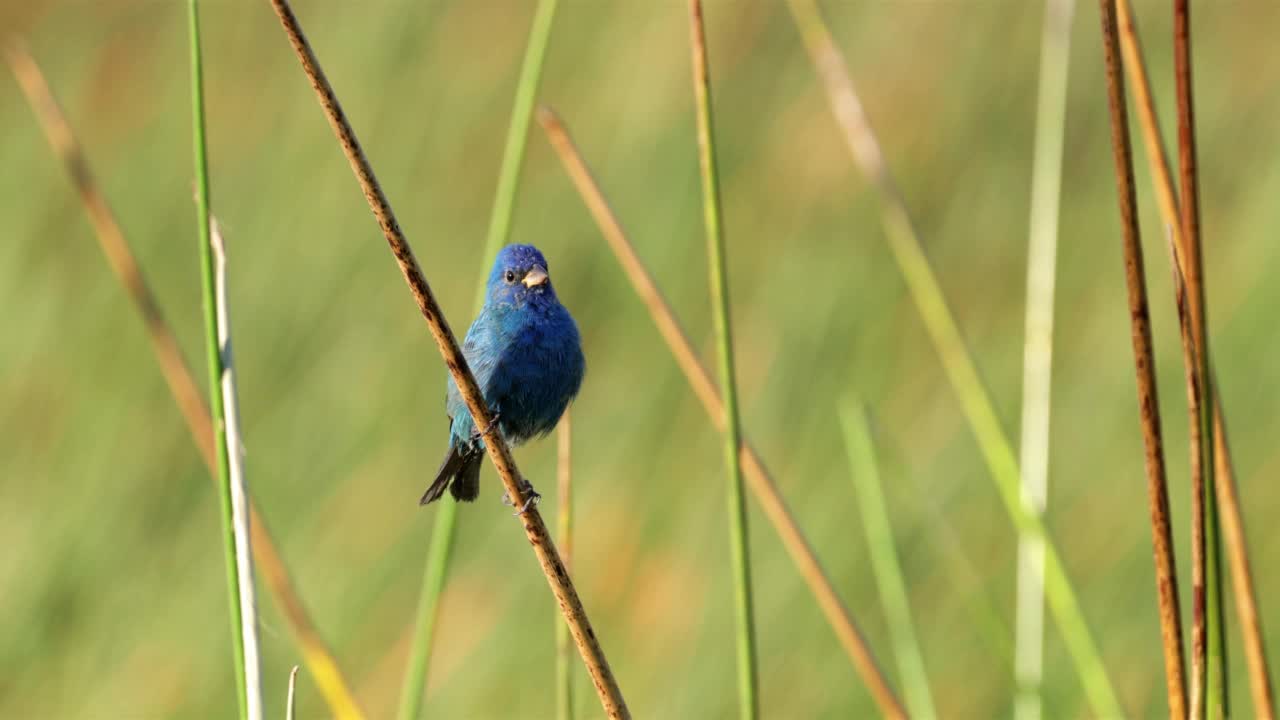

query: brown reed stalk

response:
[1173,1,1226,714]
[260,3,628,717]
[1096,3,1188,716]
[538,107,908,720]
[3,40,367,720]
[1115,3,1274,714]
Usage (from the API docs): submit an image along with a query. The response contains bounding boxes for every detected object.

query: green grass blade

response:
[397,2,559,718]
[784,0,1122,715]
[839,403,937,720]
[396,502,459,720]
[1015,1,1075,717]
[187,1,249,717]
[473,0,560,311]
[556,413,575,720]
[687,2,759,717]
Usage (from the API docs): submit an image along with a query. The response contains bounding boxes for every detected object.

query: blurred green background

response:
[2,1,1277,717]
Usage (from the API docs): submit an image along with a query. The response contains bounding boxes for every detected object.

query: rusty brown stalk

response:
[538,107,908,720]
[1096,3,1188,717]
[3,40,367,720]
[260,2,628,717]
[1173,0,1225,713]
[1115,3,1274,714]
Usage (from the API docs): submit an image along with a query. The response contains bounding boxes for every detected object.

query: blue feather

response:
[420,244,585,505]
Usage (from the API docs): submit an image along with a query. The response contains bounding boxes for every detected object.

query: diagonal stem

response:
[396,2,560,718]
[539,107,908,720]
[4,40,368,720]
[262,2,628,717]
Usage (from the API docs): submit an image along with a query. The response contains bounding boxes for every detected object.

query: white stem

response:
[212,218,264,720]
[286,666,299,720]
[1015,1,1075,718]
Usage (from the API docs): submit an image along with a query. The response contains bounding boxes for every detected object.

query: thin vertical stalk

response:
[556,412,575,720]
[1116,4,1274,712]
[1015,1,1075,717]
[473,0,559,310]
[397,500,457,720]
[539,106,908,720]
[840,404,937,720]
[687,3,759,717]
[1096,2,1188,716]
[784,0,1122,714]
[211,219,265,720]
[1173,1,1225,715]
[188,1,251,717]
[396,2,559,718]
[263,2,628,717]
[4,42,367,720]
[286,667,300,720]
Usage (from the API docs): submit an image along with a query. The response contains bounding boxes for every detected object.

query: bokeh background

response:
[2,1,1278,717]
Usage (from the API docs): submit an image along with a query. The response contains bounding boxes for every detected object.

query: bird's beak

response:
[523,266,549,288]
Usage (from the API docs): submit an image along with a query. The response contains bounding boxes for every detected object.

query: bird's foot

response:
[500,478,541,516]
[477,413,502,439]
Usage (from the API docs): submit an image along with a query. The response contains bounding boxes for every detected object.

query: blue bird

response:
[419,244,585,507]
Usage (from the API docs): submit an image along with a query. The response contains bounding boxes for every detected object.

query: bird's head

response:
[486,244,558,307]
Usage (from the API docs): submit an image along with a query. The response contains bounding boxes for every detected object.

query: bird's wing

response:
[446,309,504,439]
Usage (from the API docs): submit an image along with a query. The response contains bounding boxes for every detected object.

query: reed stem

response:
[4,41,367,720]
[188,2,254,716]
[539,107,907,720]
[557,412,576,720]
[840,404,937,720]
[687,3,759,716]
[784,0,1121,714]
[397,2,559,717]
[264,2,628,716]
[1015,1,1075,716]
[1114,3,1274,712]
[1096,3,1188,715]
[1173,1,1225,714]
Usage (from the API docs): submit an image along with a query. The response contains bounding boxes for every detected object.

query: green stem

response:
[556,414,575,720]
[187,1,247,717]
[473,0,560,311]
[784,1,1122,715]
[688,3,758,718]
[397,2,559,718]
[840,404,937,720]
[396,503,458,720]
[1015,1,1074,717]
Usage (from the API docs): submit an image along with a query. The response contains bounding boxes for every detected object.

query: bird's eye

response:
[504,270,516,283]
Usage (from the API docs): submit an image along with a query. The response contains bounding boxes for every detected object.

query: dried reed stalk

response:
[3,40,367,720]
[1096,2,1187,715]
[539,107,907,720]
[1115,3,1273,713]
[261,2,628,716]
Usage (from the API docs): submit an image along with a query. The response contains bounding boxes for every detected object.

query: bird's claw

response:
[479,413,501,438]
[500,478,541,516]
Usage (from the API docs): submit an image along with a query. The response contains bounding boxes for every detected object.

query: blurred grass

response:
[1,1,1279,717]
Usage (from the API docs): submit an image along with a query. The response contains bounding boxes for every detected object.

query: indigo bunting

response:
[419,244,585,508]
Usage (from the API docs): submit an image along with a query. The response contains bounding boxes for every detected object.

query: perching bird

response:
[419,244,585,508]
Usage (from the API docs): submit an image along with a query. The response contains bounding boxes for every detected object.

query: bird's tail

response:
[419,444,484,505]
